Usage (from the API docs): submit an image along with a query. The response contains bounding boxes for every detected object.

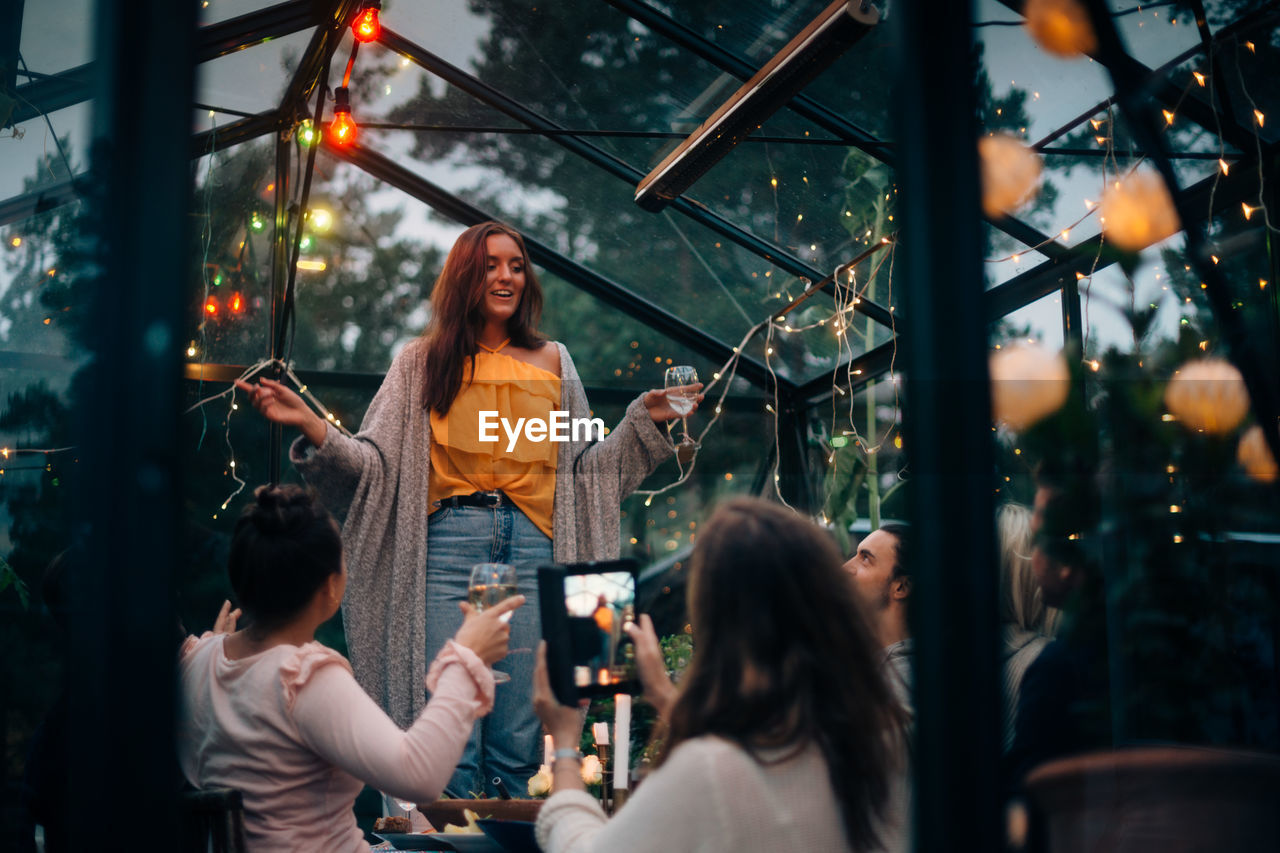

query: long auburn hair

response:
[421,221,545,414]
[659,497,907,850]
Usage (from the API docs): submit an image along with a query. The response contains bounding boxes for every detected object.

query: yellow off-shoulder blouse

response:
[428,341,560,538]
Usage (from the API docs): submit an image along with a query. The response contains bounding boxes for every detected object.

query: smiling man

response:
[843,523,913,716]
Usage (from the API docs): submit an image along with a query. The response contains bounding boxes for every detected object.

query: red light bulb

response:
[229,292,244,314]
[204,297,219,316]
[330,87,357,146]
[352,7,380,42]
[331,111,357,145]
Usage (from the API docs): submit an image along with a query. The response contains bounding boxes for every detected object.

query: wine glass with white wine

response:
[468,562,519,684]
[664,365,700,450]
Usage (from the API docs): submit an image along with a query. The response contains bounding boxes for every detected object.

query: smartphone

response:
[538,559,640,706]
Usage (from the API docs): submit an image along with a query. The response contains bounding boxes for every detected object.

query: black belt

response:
[434,490,513,510]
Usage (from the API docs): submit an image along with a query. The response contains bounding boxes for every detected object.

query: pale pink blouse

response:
[178,633,494,853]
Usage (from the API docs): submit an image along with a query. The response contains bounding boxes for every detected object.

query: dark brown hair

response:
[227,485,342,628]
[420,221,545,414]
[660,497,907,850]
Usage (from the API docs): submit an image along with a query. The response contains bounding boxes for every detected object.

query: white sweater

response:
[536,736,908,853]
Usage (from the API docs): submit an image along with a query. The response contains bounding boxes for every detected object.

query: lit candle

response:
[614,694,631,792]
[592,722,610,746]
[544,734,553,768]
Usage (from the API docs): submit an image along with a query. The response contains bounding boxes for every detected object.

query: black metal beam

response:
[277,0,360,123]
[798,337,898,405]
[197,0,319,63]
[7,61,94,125]
[190,109,285,158]
[322,139,792,394]
[894,2,1001,850]
[602,0,891,161]
[0,176,81,228]
[377,26,897,331]
[71,0,196,843]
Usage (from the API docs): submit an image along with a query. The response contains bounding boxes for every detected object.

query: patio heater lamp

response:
[634,0,881,213]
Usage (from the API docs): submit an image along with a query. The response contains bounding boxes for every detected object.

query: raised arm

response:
[291,595,523,802]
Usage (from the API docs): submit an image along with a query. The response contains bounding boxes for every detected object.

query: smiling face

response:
[842,529,900,611]
[479,233,526,331]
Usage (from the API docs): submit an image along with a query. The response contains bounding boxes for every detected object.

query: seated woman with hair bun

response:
[177,484,524,853]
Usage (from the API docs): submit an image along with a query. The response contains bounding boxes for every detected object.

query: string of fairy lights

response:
[174,0,1278,529]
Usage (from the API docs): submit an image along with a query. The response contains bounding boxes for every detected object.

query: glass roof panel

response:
[185,141,276,368]
[380,0,828,152]
[18,0,94,77]
[195,28,315,117]
[0,103,91,202]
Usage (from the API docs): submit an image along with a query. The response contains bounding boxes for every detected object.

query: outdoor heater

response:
[633,0,881,212]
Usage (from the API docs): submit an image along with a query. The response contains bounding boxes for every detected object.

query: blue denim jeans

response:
[425,503,549,798]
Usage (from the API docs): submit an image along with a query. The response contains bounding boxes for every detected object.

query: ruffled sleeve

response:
[280,642,354,712]
[425,640,496,715]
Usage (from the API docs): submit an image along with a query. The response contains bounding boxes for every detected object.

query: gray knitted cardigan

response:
[290,338,675,727]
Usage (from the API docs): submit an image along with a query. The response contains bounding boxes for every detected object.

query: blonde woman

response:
[997,502,1059,752]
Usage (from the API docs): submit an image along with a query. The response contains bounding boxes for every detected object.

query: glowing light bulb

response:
[1242,203,1254,220]
[1219,159,1229,175]
[1193,71,1205,86]
[298,119,316,147]
[352,5,381,42]
[1162,109,1175,125]
[1255,109,1265,127]
[330,87,357,145]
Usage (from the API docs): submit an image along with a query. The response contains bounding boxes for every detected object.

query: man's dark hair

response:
[877,522,910,582]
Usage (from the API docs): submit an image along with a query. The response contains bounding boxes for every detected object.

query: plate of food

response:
[373,812,504,852]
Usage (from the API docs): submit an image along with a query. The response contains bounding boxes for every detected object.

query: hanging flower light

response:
[1238,425,1278,483]
[979,134,1043,217]
[989,344,1071,432]
[1099,170,1181,252]
[1163,358,1250,434]
[1024,0,1098,58]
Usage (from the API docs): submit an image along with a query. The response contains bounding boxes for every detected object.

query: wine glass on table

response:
[468,562,519,684]
[393,796,416,819]
[664,365,700,451]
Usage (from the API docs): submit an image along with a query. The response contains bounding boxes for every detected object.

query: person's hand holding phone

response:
[625,614,677,721]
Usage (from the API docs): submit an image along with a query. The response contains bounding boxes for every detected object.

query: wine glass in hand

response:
[664,365,700,449]
[468,562,519,684]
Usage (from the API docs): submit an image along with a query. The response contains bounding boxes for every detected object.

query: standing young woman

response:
[236,221,697,798]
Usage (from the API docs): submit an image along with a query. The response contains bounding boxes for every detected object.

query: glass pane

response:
[195,28,315,116]
[186,140,276,369]
[0,104,92,202]
[17,0,94,77]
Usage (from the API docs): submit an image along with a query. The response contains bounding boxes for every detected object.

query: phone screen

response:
[538,560,640,704]
[563,570,637,691]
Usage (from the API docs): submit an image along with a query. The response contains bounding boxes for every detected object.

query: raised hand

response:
[642,383,705,423]
[234,377,327,447]
[213,599,242,634]
[454,595,525,666]
[625,614,677,720]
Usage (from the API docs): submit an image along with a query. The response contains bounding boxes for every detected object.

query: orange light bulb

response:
[352,7,380,42]
[204,298,218,316]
